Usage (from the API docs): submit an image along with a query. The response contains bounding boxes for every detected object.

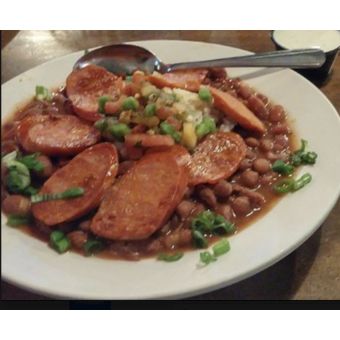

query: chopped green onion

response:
[94,118,108,132]
[144,103,156,117]
[195,116,216,139]
[17,153,44,172]
[50,230,65,244]
[272,160,294,175]
[122,96,139,111]
[108,123,131,141]
[292,173,312,192]
[35,85,52,101]
[22,186,39,196]
[50,231,70,254]
[212,239,230,257]
[157,252,184,262]
[5,160,31,193]
[212,215,235,235]
[273,173,312,194]
[7,214,30,227]
[31,187,84,203]
[290,139,318,166]
[83,239,104,256]
[198,87,212,103]
[98,96,111,114]
[273,178,295,194]
[192,230,208,248]
[192,210,216,233]
[1,150,17,166]
[160,122,181,143]
[200,251,217,265]
[300,152,318,165]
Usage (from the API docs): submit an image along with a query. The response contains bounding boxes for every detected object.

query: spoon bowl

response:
[74,43,326,76]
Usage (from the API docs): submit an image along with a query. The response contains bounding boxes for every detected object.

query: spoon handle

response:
[167,48,326,72]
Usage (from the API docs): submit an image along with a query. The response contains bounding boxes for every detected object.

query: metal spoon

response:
[74,44,326,76]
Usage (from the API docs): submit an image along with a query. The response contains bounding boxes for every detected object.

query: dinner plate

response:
[2,40,340,299]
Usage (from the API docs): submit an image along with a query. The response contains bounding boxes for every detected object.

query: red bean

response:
[246,148,257,160]
[163,232,180,250]
[259,138,274,151]
[256,93,269,105]
[199,187,217,208]
[271,123,289,135]
[269,105,285,122]
[247,95,268,119]
[215,204,233,221]
[240,169,259,188]
[260,173,275,185]
[245,137,260,148]
[253,158,271,174]
[213,180,233,199]
[274,134,289,148]
[183,186,194,199]
[238,83,253,99]
[232,196,251,216]
[239,158,252,171]
[2,195,31,216]
[147,239,162,253]
[35,155,54,178]
[266,151,282,162]
[79,219,91,232]
[68,230,88,249]
[178,229,192,246]
[176,200,196,219]
[232,184,266,207]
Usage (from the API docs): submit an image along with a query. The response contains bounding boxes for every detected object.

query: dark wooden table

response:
[1,30,340,300]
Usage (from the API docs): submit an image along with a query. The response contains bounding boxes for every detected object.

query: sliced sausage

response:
[66,64,123,121]
[208,86,266,134]
[16,114,100,156]
[148,69,208,92]
[91,152,189,240]
[146,144,191,167]
[32,143,118,226]
[188,131,247,186]
[125,133,175,148]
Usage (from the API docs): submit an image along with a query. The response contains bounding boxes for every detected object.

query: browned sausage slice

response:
[16,114,100,156]
[146,144,191,167]
[66,64,123,121]
[91,152,189,240]
[32,143,118,226]
[148,69,208,92]
[188,131,247,186]
[209,86,266,134]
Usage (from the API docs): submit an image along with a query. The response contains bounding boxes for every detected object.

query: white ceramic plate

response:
[2,40,340,299]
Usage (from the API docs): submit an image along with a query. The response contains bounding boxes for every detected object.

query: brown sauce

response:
[1,73,299,261]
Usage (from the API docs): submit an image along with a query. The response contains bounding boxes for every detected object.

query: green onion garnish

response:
[199,251,217,265]
[94,118,108,132]
[7,214,30,227]
[17,153,44,172]
[212,239,230,257]
[144,103,156,117]
[83,239,104,256]
[290,139,318,166]
[50,231,70,254]
[273,173,312,194]
[31,187,85,203]
[98,96,111,114]
[192,230,209,249]
[5,160,31,194]
[160,122,181,143]
[122,97,139,111]
[195,116,216,139]
[157,252,184,262]
[198,87,212,103]
[35,85,52,101]
[272,160,294,175]
[292,173,312,192]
